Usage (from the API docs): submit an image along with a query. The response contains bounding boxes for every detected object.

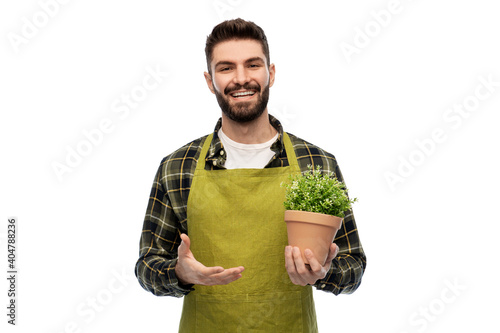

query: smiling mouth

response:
[229,90,256,98]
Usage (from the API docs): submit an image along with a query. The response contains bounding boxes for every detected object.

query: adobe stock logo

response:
[399,278,466,333]
[51,64,168,182]
[54,267,135,333]
[7,0,72,54]
[384,74,498,192]
[212,0,244,20]
[339,0,416,64]
[268,104,296,127]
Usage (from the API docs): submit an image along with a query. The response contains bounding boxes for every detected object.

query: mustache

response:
[224,83,261,95]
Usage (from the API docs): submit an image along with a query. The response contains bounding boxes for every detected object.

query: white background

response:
[1,0,499,332]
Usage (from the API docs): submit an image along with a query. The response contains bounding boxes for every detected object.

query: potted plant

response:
[282,165,357,265]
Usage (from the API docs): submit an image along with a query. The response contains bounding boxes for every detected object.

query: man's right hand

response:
[175,233,245,286]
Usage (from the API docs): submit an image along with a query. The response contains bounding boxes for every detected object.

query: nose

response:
[233,65,250,85]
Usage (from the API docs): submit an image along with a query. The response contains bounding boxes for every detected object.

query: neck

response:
[220,110,277,144]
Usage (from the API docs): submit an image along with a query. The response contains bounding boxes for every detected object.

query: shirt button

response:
[220,150,224,156]
[321,284,326,288]
[212,160,217,166]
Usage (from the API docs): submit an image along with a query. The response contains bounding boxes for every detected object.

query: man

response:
[135,18,366,332]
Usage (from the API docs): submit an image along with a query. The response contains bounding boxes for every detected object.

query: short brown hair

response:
[205,18,270,74]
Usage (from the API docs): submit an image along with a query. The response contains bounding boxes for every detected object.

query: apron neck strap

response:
[197,133,213,170]
[197,132,299,170]
[282,132,299,171]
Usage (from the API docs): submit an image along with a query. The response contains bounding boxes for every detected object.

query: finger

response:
[178,233,191,258]
[333,243,339,257]
[215,272,242,285]
[202,265,225,276]
[304,249,322,274]
[218,266,245,280]
[207,266,245,285]
[180,233,190,249]
[292,247,308,273]
[323,243,339,268]
[284,246,301,284]
[291,247,310,285]
[284,246,296,273]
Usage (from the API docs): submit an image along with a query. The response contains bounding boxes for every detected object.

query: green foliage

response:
[282,165,357,218]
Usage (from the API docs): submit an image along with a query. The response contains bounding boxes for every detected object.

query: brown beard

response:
[214,82,270,123]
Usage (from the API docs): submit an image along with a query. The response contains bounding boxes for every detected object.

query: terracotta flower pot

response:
[284,210,343,266]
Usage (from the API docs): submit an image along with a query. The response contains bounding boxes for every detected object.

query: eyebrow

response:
[214,57,266,68]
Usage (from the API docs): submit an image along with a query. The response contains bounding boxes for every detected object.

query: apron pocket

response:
[194,291,305,333]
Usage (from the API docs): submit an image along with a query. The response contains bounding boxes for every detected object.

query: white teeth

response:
[232,91,255,97]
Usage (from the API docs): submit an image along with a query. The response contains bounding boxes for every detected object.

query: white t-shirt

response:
[218,129,279,169]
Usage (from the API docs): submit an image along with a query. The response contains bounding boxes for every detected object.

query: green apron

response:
[179,132,318,333]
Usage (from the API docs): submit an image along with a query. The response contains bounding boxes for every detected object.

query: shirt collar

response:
[205,114,285,168]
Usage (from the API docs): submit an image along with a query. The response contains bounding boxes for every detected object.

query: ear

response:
[204,71,215,94]
[268,63,276,88]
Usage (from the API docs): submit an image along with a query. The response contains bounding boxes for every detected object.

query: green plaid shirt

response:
[135,115,366,297]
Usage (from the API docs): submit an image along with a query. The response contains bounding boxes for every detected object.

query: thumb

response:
[324,243,339,266]
[178,233,191,256]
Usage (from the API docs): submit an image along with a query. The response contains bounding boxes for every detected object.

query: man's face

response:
[204,39,275,123]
